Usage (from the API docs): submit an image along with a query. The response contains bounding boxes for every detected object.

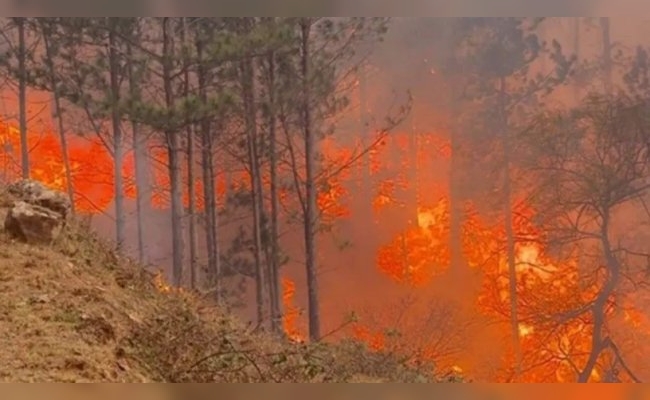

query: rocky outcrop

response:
[7,179,71,219]
[3,179,71,244]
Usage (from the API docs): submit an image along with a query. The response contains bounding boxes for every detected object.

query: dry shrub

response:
[54,217,120,272]
[125,292,457,383]
[55,217,157,295]
[125,293,325,383]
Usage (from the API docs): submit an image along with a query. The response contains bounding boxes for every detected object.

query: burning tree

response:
[521,93,650,382]
[365,18,575,381]
[442,18,573,379]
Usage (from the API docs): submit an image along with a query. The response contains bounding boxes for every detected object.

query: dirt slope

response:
[0,196,454,382]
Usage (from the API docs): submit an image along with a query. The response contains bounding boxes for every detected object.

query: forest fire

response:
[6,14,650,386]
[3,109,650,383]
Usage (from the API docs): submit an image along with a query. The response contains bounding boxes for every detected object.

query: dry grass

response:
[0,190,458,382]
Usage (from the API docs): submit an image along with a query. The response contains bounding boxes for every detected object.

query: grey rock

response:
[2,179,70,244]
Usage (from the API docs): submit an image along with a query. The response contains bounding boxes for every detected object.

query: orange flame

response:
[281,277,304,342]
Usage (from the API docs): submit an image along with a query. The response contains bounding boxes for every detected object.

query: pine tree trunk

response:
[126,24,149,265]
[186,127,198,288]
[266,49,283,335]
[16,18,28,179]
[182,18,198,289]
[108,18,126,252]
[162,17,185,288]
[242,54,267,329]
[196,29,220,301]
[132,124,148,264]
[301,18,321,342]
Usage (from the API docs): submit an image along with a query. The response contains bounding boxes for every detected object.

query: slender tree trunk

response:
[126,24,149,265]
[195,29,220,300]
[108,18,126,251]
[206,125,220,295]
[182,18,198,289]
[499,76,522,381]
[301,18,321,342]
[266,49,283,335]
[41,21,75,215]
[16,17,28,179]
[162,17,185,287]
[600,17,613,96]
[132,123,147,264]
[186,127,198,289]
[242,54,268,329]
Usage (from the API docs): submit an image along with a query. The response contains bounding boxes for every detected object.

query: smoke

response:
[90,200,172,268]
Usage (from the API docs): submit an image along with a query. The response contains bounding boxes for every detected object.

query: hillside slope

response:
[0,185,456,383]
